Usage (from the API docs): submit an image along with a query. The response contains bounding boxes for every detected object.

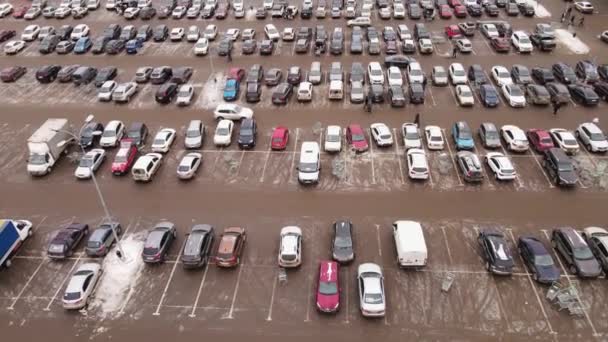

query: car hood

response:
[537,265,560,281]
[559,170,578,184]
[316,292,339,310]
[577,258,601,276]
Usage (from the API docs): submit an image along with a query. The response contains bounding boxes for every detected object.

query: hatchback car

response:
[478,229,514,275]
[47,223,89,259]
[478,122,501,148]
[518,236,560,284]
[456,151,483,183]
[215,227,246,267]
[357,263,385,317]
[552,227,601,278]
[271,126,289,150]
[452,121,474,150]
[111,139,138,175]
[407,148,430,180]
[550,128,580,155]
[576,122,608,153]
[85,221,122,257]
[316,261,340,313]
[278,226,302,268]
[332,220,354,263]
[543,148,578,187]
[181,224,214,269]
[142,222,177,264]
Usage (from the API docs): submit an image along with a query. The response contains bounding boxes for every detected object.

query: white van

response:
[297,82,313,102]
[132,153,163,182]
[105,0,116,9]
[392,220,427,268]
[328,80,343,100]
[297,142,320,184]
[86,0,100,9]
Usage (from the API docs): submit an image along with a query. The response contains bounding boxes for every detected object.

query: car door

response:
[82,273,94,300]
[358,275,364,308]
[159,231,169,257]
[555,232,572,264]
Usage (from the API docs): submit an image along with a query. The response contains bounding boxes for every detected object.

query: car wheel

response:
[569,264,577,275]
[586,142,591,152]
[217,116,224,121]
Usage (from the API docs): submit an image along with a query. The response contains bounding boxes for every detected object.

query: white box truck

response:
[27,118,71,176]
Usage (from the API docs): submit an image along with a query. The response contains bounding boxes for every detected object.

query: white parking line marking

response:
[344,266,350,324]
[530,152,555,188]
[441,129,464,186]
[189,263,210,318]
[153,239,186,316]
[259,142,272,182]
[234,150,245,176]
[393,128,405,185]
[447,85,459,106]
[375,224,382,257]
[32,216,48,233]
[43,254,83,311]
[427,86,437,106]
[225,262,244,319]
[266,271,278,321]
[440,226,452,263]
[541,230,599,337]
[289,128,300,182]
[7,257,47,310]
[506,229,556,336]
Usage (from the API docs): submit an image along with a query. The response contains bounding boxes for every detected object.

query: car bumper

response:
[63,300,86,310]
[361,309,385,317]
[409,172,429,180]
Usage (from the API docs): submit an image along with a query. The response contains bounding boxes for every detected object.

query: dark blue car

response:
[480,84,500,107]
[126,38,144,54]
[518,236,560,284]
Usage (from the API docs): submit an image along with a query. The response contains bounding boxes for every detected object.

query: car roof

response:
[319,260,339,282]
[559,228,586,248]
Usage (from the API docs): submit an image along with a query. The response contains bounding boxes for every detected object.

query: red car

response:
[0,66,26,82]
[12,6,28,19]
[111,139,138,175]
[490,37,510,53]
[271,126,289,150]
[215,227,246,268]
[0,30,16,43]
[227,67,245,81]
[453,5,467,17]
[346,124,369,152]
[448,0,461,7]
[444,24,462,39]
[527,129,555,153]
[316,261,340,313]
[439,5,452,18]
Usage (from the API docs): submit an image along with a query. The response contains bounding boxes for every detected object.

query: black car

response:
[598,64,608,82]
[94,67,118,87]
[153,25,169,42]
[36,65,61,83]
[478,229,514,275]
[102,24,121,40]
[511,64,532,85]
[140,6,156,19]
[142,222,177,264]
[91,36,111,54]
[181,224,214,269]
[552,63,577,84]
[85,221,122,257]
[272,82,293,105]
[485,4,499,16]
[265,68,282,86]
[301,6,312,18]
[126,122,148,147]
[55,25,72,40]
[217,38,232,56]
[106,39,126,55]
[370,83,384,103]
[592,81,608,101]
[155,82,179,103]
[79,121,104,148]
[518,236,560,284]
[568,84,599,106]
[467,3,482,16]
[47,223,89,259]
[414,23,430,40]
[57,64,80,83]
[518,2,534,16]
[136,25,153,41]
[480,84,499,107]
[552,228,601,278]
[389,85,406,107]
[384,55,416,68]
[0,29,16,43]
[171,67,193,84]
[150,66,172,84]
[575,60,599,83]
[242,39,257,54]
[238,118,257,149]
[260,39,274,55]
[543,148,577,187]
[468,64,487,85]
[332,220,354,263]
[546,82,571,105]
[408,83,425,104]
[531,67,554,85]
[287,66,302,85]
[39,35,60,54]
[495,0,506,7]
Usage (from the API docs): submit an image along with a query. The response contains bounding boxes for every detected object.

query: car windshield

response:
[101,84,114,92]
[102,129,116,138]
[370,69,382,76]
[435,70,446,77]
[178,164,191,172]
[186,129,200,138]
[217,128,229,135]
[179,89,191,97]
[498,71,509,78]
[299,162,318,173]
[590,133,605,141]
[509,87,523,96]
[519,37,530,44]
[79,157,94,167]
[318,281,338,295]
[454,69,465,77]
[563,138,577,146]
[153,138,166,145]
[461,89,472,97]
[334,236,351,247]
[485,131,498,139]
[534,254,554,267]
[326,134,340,142]
[352,134,364,142]
[380,134,391,140]
[459,130,472,139]
[573,247,594,260]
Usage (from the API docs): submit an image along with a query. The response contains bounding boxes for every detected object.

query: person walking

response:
[227,49,232,62]
[552,100,561,115]
[414,113,420,127]
[579,17,585,27]
[366,94,373,113]
[452,46,458,58]
[560,12,566,23]
[569,15,576,25]
[565,6,572,18]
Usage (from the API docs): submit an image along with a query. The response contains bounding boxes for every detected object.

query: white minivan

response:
[328,80,343,100]
[297,82,313,102]
[392,220,427,268]
[297,142,320,184]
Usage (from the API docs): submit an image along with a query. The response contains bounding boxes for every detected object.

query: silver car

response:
[62,263,102,310]
[85,221,122,256]
[184,120,204,149]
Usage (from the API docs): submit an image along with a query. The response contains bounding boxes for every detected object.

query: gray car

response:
[526,84,551,105]
[552,227,601,278]
[511,64,532,85]
[350,81,365,103]
[350,27,363,54]
[85,221,122,257]
[332,220,354,263]
[389,85,406,107]
[478,122,501,148]
[546,82,571,105]
[181,224,215,269]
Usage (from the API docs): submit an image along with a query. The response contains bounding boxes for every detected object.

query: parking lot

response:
[1,0,608,341]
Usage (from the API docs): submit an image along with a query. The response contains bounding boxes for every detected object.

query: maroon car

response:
[0,66,26,82]
[490,37,510,53]
[47,223,89,259]
[527,129,554,153]
[0,29,16,42]
[12,6,28,19]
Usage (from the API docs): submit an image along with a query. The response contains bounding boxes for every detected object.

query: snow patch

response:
[555,29,590,54]
[245,8,256,21]
[200,72,226,110]
[525,0,551,18]
[90,233,146,319]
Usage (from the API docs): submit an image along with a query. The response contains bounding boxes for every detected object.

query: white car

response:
[4,40,26,55]
[123,7,140,18]
[485,152,517,181]
[481,24,499,39]
[324,125,342,152]
[501,125,529,152]
[418,38,434,54]
[87,0,100,9]
[576,122,608,153]
[213,104,254,121]
[424,125,444,150]
[177,152,202,180]
[511,31,533,53]
[263,0,273,9]
[456,85,475,106]
[62,263,102,310]
[242,28,255,41]
[393,3,405,18]
[370,123,393,147]
[387,66,402,87]
[132,153,162,182]
[278,226,302,268]
[282,27,295,41]
[550,128,580,155]
[455,38,472,53]
[574,1,593,13]
[264,24,280,41]
[193,38,209,56]
[204,24,218,40]
[432,66,449,86]
[347,16,372,27]
[70,24,90,41]
[406,148,429,180]
[225,28,240,41]
[233,0,244,11]
[170,27,185,41]
[112,82,138,103]
[74,149,105,179]
[0,3,13,17]
[406,63,424,84]
[24,6,42,20]
[368,62,384,85]
[98,81,117,102]
[491,66,513,86]
[137,0,152,8]
[397,24,412,40]
[449,63,467,85]
[54,5,71,18]
[401,123,421,149]
[501,84,526,108]
[176,85,194,106]
[214,119,234,146]
[357,263,385,317]
[172,5,187,18]
[21,25,41,42]
[151,128,177,153]
[100,120,125,148]
[38,26,55,41]
[186,26,200,42]
[297,82,313,102]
